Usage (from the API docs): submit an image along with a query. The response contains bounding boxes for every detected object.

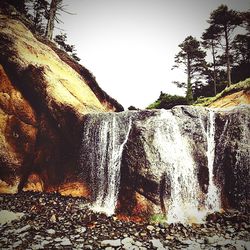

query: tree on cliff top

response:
[172,36,206,103]
[208,5,242,86]
[54,32,81,61]
[45,0,62,40]
[201,25,222,96]
[32,0,49,34]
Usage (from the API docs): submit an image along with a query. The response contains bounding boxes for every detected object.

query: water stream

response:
[80,113,132,216]
[79,109,223,222]
[204,111,221,212]
[155,110,205,224]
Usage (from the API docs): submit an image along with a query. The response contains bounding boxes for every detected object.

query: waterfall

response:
[78,107,236,222]
[155,110,205,224]
[205,111,221,212]
[79,113,132,216]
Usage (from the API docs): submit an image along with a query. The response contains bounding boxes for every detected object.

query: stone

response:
[101,239,122,247]
[226,227,235,233]
[46,229,56,234]
[147,225,155,231]
[83,245,93,250]
[150,239,164,249]
[50,214,56,223]
[60,238,72,246]
[234,240,249,250]
[123,243,133,250]
[0,210,24,225]
[134,241,143,247]
[31,244,43,250]
[204,235,224,244]
[121,237,134,245]
[75,226,86,233]
[13,241,22,248]
[16,225,31,234]
[76,239,85,242]
[54,237,62,242]
[41,240,50,246]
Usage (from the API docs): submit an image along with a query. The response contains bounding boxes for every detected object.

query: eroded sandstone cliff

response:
[0,12,122,195]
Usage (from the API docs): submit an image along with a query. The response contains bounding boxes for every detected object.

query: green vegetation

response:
[172,5,249,103]
[147,93,187,110]
[128,105,139,110]
[194,78,250,106]
[149,213,167,225]
[172,36,206,103]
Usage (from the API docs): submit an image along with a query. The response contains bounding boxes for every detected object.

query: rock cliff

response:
[0,12,123,195]
[79,105,250,222]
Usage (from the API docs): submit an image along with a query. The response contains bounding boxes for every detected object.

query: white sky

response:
[56,0,249,109]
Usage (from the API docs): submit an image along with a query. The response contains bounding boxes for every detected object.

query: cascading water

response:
[79,113,132,216]
[155,110,205,224]
[204,111,221,212]
[78,106,247,223]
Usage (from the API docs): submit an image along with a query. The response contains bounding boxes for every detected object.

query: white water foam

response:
[204,111,221,212]
[156,110,206,224]
[89,116,132,216]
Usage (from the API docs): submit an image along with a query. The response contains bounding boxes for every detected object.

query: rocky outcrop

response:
[0,13,122,195]
[0,65,37,193]
[120,107,210,215]
[209,89,250,108]
[121,105,249,215]
[78,105,250,220]
[214,105,250,212]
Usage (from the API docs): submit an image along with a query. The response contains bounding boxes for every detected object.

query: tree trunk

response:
[225,26,232,86]
[186,55,193,104]
[211,42,217,96]
[45,0,59,40]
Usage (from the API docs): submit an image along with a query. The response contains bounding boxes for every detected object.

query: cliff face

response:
[78,105,249,222]
[209,89,250,108]
[0,13,122,195]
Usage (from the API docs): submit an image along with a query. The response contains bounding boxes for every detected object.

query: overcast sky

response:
[56,0,249,109]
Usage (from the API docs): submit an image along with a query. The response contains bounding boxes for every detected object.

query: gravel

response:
[0,192,249,249]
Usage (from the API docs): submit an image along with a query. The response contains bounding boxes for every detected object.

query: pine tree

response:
[201,25,222,95]
[54,33,81,62]
[172,36,206,103]
[45,0,62,40]
[32,0,49,34]
[208,5,242,86]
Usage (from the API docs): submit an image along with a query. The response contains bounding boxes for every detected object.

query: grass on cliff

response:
[194,78,250,107]
[147,94,187,110]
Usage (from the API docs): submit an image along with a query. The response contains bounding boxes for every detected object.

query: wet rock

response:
[83,245,93,249]
[75,226,86,233]
[0,192,249,250]
[46,229,56,235]
[121,237,134,245]
[147,225,155,231]
[123,243,133,250]
[134,241,143,247]
[16,224,31,234]
[41,240,50,246]
[101,239,122,247]
[50,214,57,223]
[150,238,165,249]
[60,237,72,246]
[13,240,22,248]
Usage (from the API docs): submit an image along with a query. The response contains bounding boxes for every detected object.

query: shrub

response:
[147,93,187,110]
